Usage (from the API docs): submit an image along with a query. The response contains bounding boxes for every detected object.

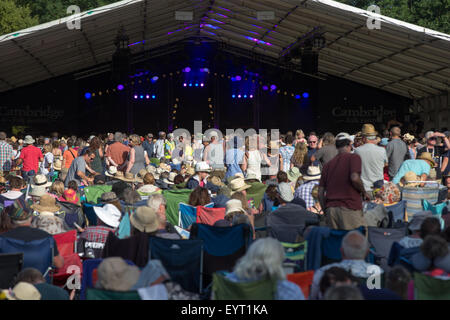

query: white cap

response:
[336,132,353,142]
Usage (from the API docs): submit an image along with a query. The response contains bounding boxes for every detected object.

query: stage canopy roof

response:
[0,0,449,99]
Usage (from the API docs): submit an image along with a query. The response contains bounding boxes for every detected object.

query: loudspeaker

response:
[111,48,131,83]
[301,50,318,74]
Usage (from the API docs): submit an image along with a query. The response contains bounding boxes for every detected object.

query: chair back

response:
[101,232,149,268]
[190,223,252,287]
[53,230,77,256]
[82,203,102,226]
[267,223,305,243]
[387,242,421,272]
[0,237,53,281]
[86,288,141,300]
[321,227,366,265]
[385,200,406,226]
[149,237,203,293]
[402,187,440,220]
[368,226,407,270]
[179,203,197,229]
[286,270,314,299]
[196,207,226,226]
[56,200,86,230]
[0,253,23,289]
[422,199,447,230]
[212,272,276,300]
[163,189,193,226]
[281,241,307,274]
[414,272,450,300]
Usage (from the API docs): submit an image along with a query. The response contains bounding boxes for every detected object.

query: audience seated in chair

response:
[398,213,441,248]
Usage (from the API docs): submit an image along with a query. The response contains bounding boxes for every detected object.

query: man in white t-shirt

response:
[355,124,388,192]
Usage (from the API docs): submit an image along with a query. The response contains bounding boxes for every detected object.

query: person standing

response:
[164,133,176,160]
[126,134,149,175]
[154,131,166,160]
[17,135,43,179]
[39,144,54,181]
[385,126,408,180]
[225,136,245,179]
[279,135,295,173]
[417,131,449,168]
[311,132,338,168]
[106,132,130,172]
[354,124,388,192]
[319,133,370,230]
[142,133,155,159]
[0,132,14,175]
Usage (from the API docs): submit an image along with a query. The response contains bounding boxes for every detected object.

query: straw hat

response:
[225,199,247,215]
[287,167,302,182]
[10,136,17,143]
[303,166,321,181]
[31,174,52,188]
[31,194,61,213]
[185,166,195,176]
[146,165,157,174]
[130,206,159,233]
[29,186,47,198]
[119,172,143,183]
[195,161,211,173]
[245,173,261,182]
[418,152,436,167]
[400,171,420,188]
[53,158,62,171]
[210,176,225,187]
[96,257,140,292]
[159,163,171,172]
[2,282,41,300]
[93,203,121,228]
[361,124,378,137]
[138,168,148,180]
[230,178,251,195]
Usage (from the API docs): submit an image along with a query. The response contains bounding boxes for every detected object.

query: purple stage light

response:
[235,76,241,81]
[200,83,204,87]
[134,95,138,99]
[117,84,124,91]
[183,83,187,87]
[152,76,159,82]
[250,95,253,98]
[238,94,241,98]
[146,95,150,99]
[184,67,191,73]
[270,85,276,90]
[262,85,268,91]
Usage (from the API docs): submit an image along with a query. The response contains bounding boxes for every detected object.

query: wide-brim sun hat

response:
[417,152,436,167]
[195,161,211,173]
[303,166,321,181]
[93,203,122,228]
[130,206,159,233]
[2,282,41,300]
[361,123,378,137]
[31,194,61,213]
[225,199,247,215]
[230,178,252,195]
[31,174,52,188]
[96,257,140,292]
[399,171,421,188]
[118,172,143,183]
[287,167,302,182]
[23,135,35,144]
[105,166,118,177]
[29,186,47,197]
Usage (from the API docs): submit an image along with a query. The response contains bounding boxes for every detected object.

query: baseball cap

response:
[425,131,434,139]
[335,132,353,141]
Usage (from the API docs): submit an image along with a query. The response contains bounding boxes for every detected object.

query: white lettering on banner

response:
[366,265,382,289]
[367,5,381,30]
[84,242,104,249]
[66,265,81,290]
[67,5,81,30]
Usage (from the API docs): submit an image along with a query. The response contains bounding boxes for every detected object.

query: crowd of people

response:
[0,123,449,300]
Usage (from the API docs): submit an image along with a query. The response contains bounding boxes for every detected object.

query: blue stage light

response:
[303,92,309,98]
[189,83,192,87]
[140,95,144,99]
[232,94,235,98]
[195,83,199,87]
[270,85,276,90]
[262,85,268,91]
[85,93,92,99]
[295,94,301,99]
[243,94,247,98]
[152,95,156,99]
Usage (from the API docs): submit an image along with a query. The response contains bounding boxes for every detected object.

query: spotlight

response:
[243,94,247,98]
[189,83,192,87]
[195,83,199,87]
[262,85,268,91]
[238,94,241,98]
[146,95,150,99]
[200,83,204,87]
[183,83,187,87]
[270,85,276,90]
[151,76,159,82]
[303,92,309,98]
[140,95,144,99]
[85,93,92,99]
[117,84,124,91]
[184,67,191,72]
[152,95,156,99]
[235,76,241,81]
[249,95,253,98]
[231,77,236,82]
[134,95,138,99]
[232,94,236,98]
[295,94,301,99]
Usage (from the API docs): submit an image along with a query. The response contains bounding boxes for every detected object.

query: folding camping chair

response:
[281,241,307,274]
[413,272,450,300]
[387,242,421,272]
[0,253,23,289]
[321,226,367,266]
[189,223,253,290]
[286,270,315,299]
[212,272,276,300]
[367,226,407,271]
[178,202,215,229]
[0,236,54,283]
[148,237,203,293]
[52,230,82,287]
[86,288,141,300]
[82,203,102,226]
[385,200,406,227]
[196,207,226,226]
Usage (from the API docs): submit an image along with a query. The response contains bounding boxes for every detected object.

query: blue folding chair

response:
[189,223,252,290]
[148,237,203,293]
[321,226,366,266]
[386,200,406,227]
[0,253,23,289]
[82,203,102,226]
[0,237,54,283]
[80,258,136,300]
[387,242,421,273]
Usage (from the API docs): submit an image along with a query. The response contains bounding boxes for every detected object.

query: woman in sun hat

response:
[294,166,321,209]
[30,194,65,235]
[392,152,436,186]
[229,177,252,196]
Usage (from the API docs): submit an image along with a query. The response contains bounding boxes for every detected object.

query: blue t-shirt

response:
[392,159,431,184]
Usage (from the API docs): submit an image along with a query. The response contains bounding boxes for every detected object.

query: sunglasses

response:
[308,141,318,144]
[429,137,437,141]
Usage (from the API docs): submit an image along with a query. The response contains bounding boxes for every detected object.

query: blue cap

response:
[380,138,389,146]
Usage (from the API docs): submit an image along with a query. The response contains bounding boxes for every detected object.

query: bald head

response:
[390,126,401,138]
[341,231,369,260]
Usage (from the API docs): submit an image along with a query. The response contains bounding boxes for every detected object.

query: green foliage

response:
[336,0,450,34]
[0,0,39,35]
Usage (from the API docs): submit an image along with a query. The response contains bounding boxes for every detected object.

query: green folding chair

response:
[149,158,160,166]
[212,272,277,300]
[281,240,307,274]
[414,272,450,300]
[86,288,141,300]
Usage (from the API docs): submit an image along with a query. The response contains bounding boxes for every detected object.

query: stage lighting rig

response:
[112,26,132,83]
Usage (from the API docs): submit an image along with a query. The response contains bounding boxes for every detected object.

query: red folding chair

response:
[52,230,83,287]
[287,270,315,299]
[196,207,226,226]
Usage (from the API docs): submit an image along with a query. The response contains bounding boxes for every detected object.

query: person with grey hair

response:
[224,238,305,300]
[355,124,388,192]
[146,194,180,239]
[154,132,166,160]
[311,132,337,167]
[309,230,383,300]
[106,132,130,172]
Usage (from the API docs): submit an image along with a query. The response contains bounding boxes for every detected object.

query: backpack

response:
[364,203,389,228]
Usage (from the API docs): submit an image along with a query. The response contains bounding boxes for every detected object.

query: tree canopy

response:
[0,0,39,35]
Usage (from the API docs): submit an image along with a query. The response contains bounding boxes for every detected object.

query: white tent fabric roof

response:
[0,0,449,99]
